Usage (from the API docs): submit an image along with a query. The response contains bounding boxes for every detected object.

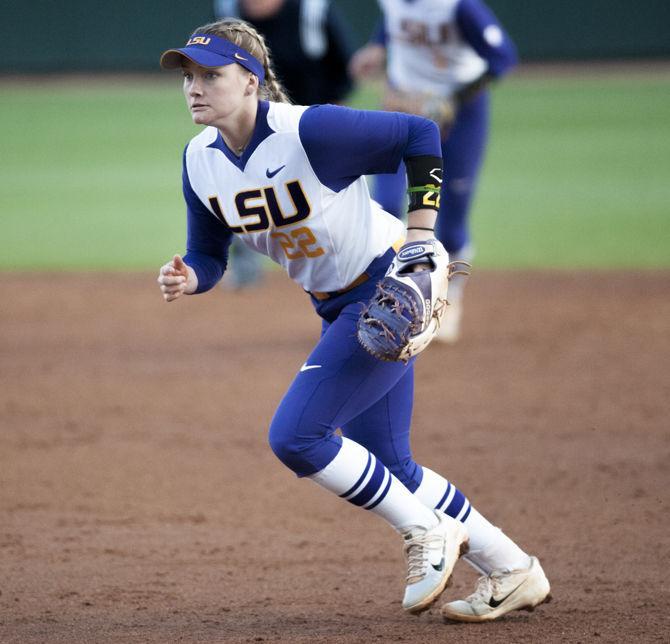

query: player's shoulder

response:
[184,127,219,157]
[267,101,309,134]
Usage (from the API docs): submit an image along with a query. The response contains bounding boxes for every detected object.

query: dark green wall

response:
[480,0,670,59]
[1,0,668,72]
[1,0,212,71]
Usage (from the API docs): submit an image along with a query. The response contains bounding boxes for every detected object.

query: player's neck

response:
[217,99,258,156]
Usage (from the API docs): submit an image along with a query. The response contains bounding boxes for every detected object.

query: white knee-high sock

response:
[415,467,531,574]
[308,437,438,534]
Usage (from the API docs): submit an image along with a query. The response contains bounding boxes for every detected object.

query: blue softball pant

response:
[373,91,490,254]
[267,255,423,492]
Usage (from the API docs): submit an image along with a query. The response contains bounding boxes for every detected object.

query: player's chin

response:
[190,109,211,125]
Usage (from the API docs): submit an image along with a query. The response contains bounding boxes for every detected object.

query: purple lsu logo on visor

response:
[160,34,265,84]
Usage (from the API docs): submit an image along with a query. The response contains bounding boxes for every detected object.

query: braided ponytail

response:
[261,56,292,104]
[193,19,291,104]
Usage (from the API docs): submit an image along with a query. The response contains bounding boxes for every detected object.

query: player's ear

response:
[244,72,259,96]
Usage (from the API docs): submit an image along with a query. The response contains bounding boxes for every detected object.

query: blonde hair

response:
[192,18,291,104]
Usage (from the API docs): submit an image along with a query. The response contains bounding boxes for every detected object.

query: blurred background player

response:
[214,0,354,289]
[350,0,518,343]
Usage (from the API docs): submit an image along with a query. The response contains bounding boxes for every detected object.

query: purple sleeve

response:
[181,148,233,293]
[299,105,441,192]
[456,0,518,77]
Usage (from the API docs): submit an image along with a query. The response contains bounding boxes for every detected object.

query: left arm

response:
[299,105,442,257]
[404,153,442,258]
[299,104,441,191]
[406,210,438,244]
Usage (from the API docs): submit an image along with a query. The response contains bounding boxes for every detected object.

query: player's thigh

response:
[272,302,412,439]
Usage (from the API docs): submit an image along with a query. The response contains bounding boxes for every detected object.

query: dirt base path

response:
[1,270,668,643]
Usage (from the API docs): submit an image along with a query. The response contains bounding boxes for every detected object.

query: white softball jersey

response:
[182,101,440,294]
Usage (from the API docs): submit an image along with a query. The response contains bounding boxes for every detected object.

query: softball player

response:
[157,18,550,621]
[350,0,518,343]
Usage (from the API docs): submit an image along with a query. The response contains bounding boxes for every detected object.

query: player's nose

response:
[187,78,203,96]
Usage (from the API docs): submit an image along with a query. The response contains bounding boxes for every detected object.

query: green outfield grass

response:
[1,71,669,270]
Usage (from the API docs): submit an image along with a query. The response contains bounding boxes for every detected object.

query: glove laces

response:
[447,260,472,280]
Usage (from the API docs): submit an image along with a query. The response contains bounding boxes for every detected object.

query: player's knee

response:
[268,415,341,477]
[268,415,323,475]
[268,422,302,470]
[446,176,474,197]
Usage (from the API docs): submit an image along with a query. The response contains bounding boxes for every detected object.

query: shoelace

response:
[467,572,506,603]
[403,531,444,584]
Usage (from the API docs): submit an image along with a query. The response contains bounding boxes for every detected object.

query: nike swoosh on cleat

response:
[266,165,286,178]
[300,363,322,372]
[431,556,445,572]
[488,583,523,608]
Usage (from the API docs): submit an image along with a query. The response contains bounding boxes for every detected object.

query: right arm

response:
[157,148,233,302]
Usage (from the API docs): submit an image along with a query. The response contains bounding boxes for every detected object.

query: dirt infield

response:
[1,270,668,643]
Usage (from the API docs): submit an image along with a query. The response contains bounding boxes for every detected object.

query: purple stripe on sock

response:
[348,458,386,507]
[366,472,392,510]
[340,452,372,498]
[435,482,452,510]
[444,489,466,518]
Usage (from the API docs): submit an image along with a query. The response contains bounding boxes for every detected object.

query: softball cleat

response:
[440,555,551,622]
[402,511,469,614]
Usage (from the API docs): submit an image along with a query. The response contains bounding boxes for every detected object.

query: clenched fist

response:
[157,254,198,302]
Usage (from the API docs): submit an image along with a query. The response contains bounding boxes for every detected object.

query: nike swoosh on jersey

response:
[266,165,286,178]
[300,363,322,372]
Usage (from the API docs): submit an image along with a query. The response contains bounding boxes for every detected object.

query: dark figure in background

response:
[215,0,353,105]
[214,0,355,288]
